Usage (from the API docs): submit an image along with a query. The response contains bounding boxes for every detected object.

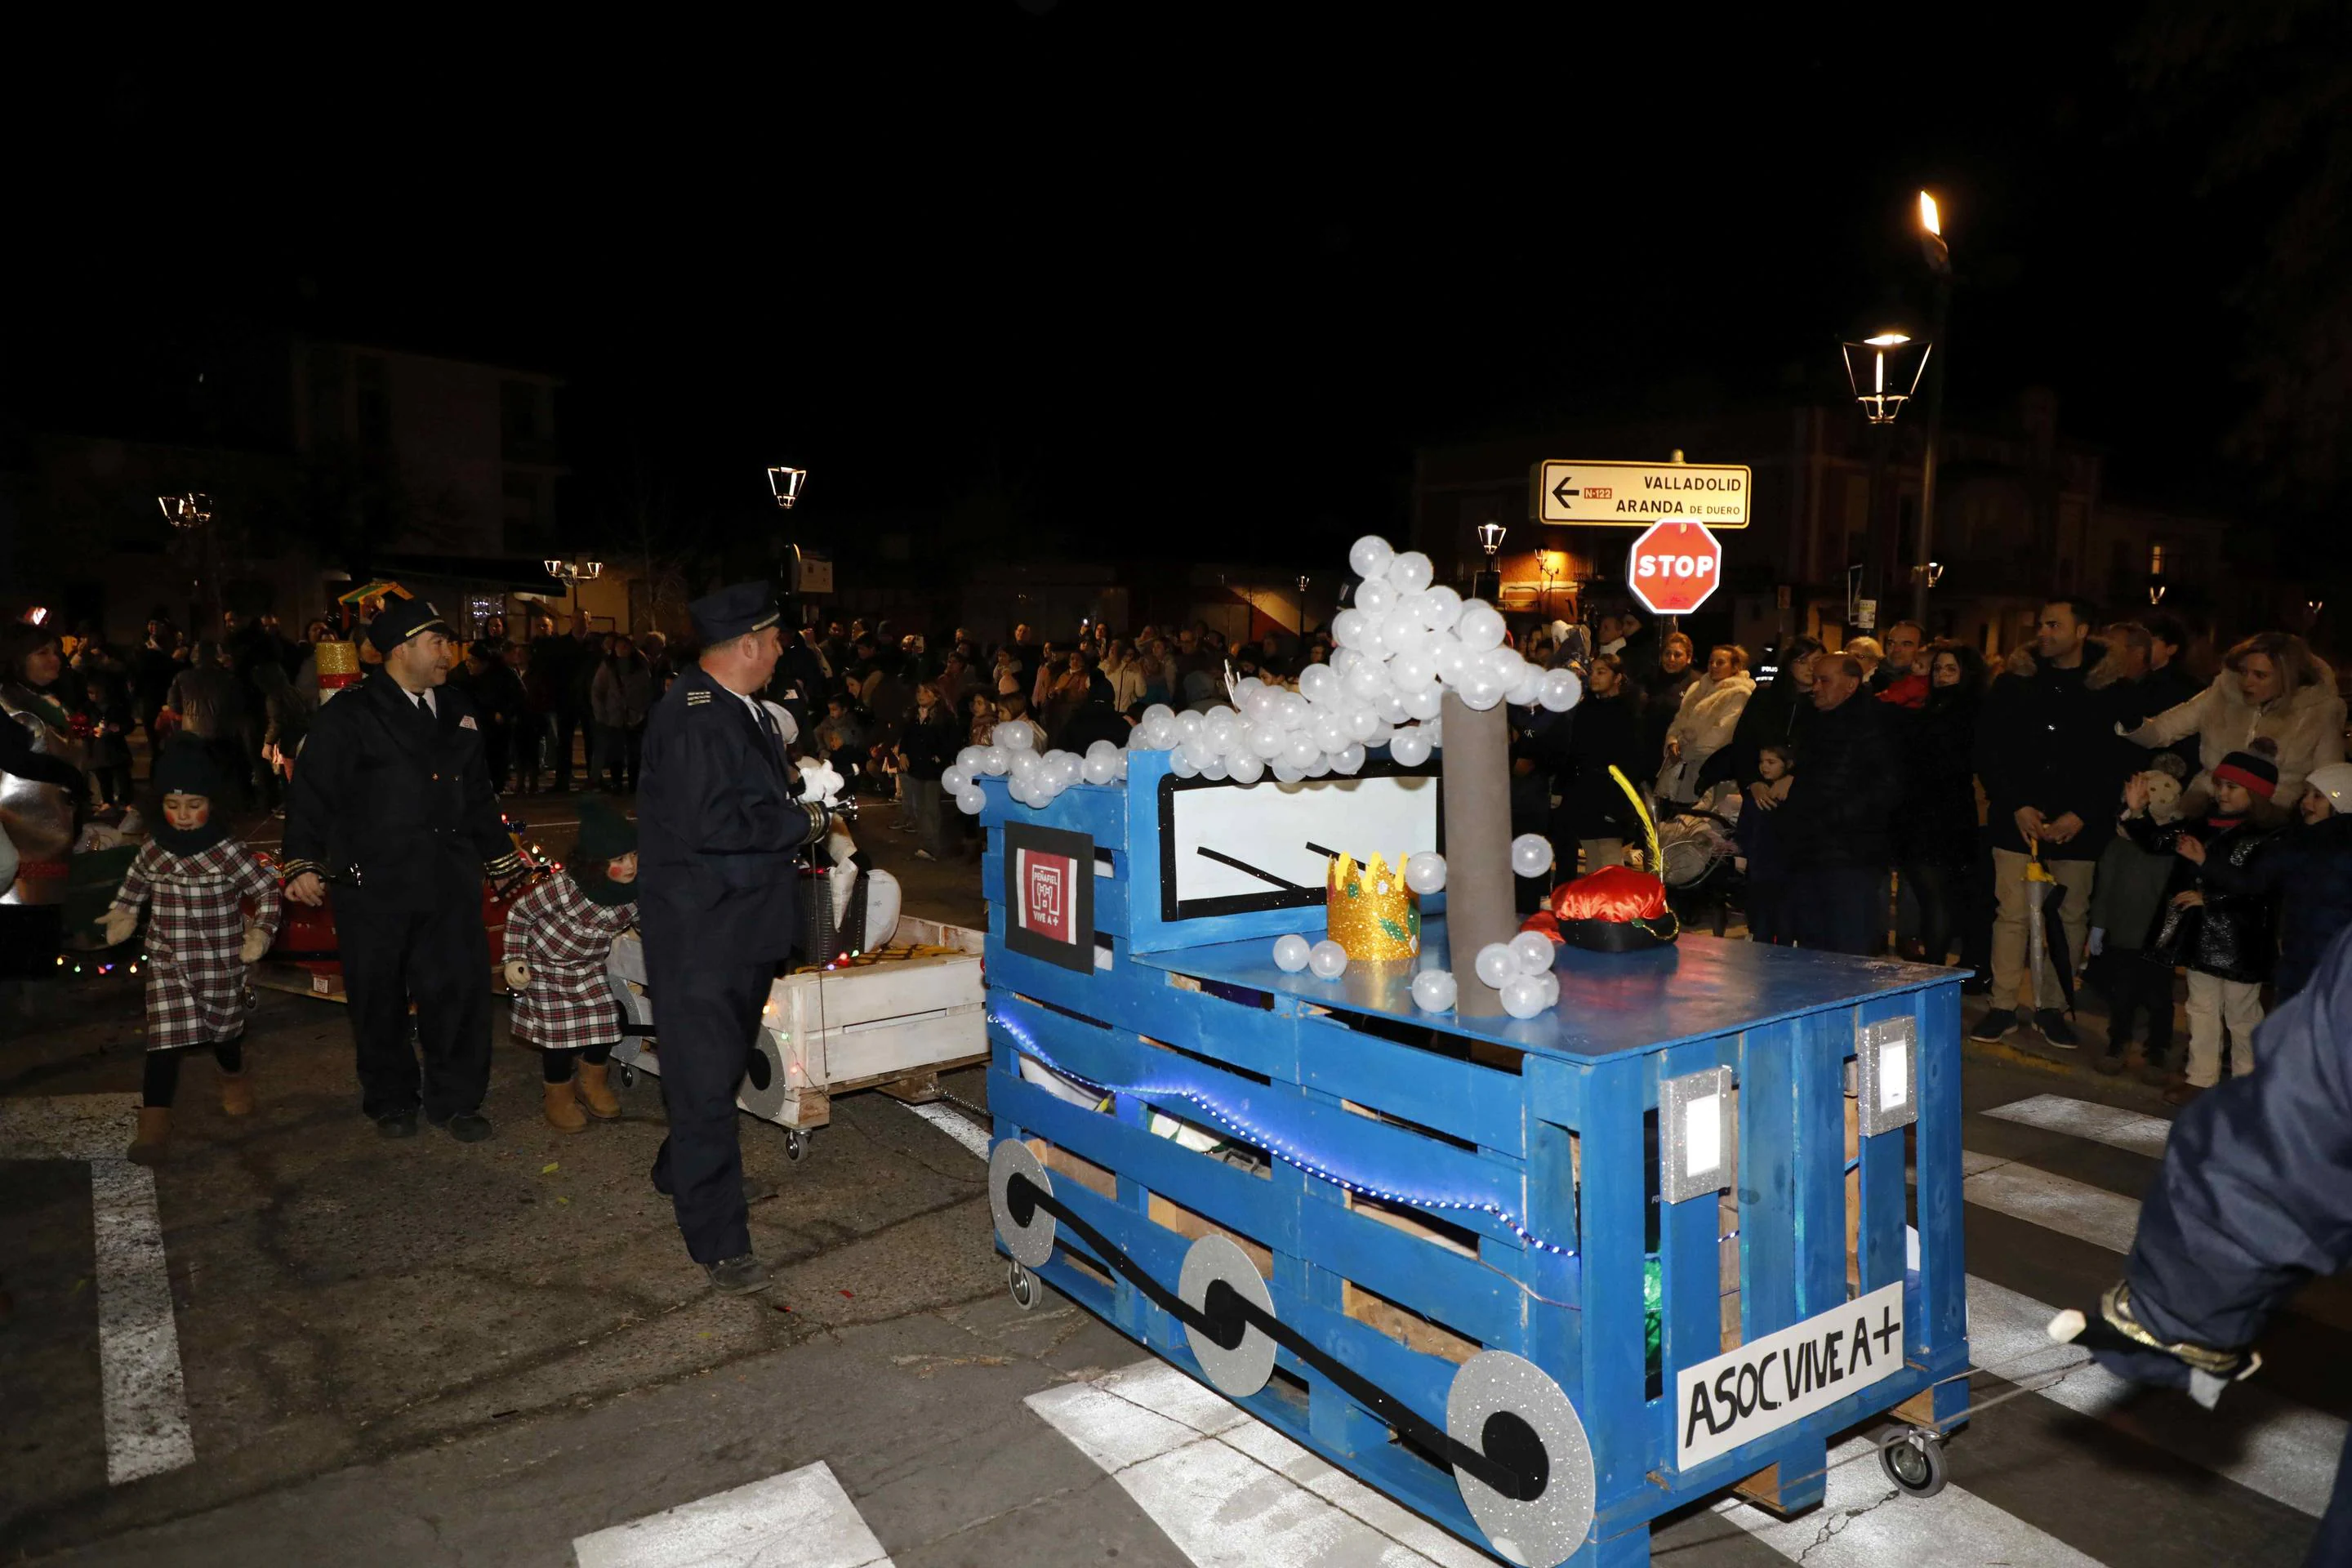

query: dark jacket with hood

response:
[1552,689,1649,842]
[2123,807,2283,984]
[2195,812,2352,1000]
[1975,639,2135,862]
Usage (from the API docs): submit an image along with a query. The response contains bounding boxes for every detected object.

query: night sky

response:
[10,6,2342,570]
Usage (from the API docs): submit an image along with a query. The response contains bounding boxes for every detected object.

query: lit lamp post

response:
[158,492,220,630]
[543,558,603,626]
[1839,330,1932,633]
[1297,573,1312,634]
[767,466,808,510]
[1473,520,1506,604]
[1913,190,1953,628]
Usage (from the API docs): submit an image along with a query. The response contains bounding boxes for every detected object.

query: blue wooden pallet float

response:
[980,751,1968,1567]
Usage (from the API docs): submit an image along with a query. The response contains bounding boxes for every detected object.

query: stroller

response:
[1655,782,1746,938]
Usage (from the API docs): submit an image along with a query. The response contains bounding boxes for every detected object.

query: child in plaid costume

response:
[504,799,638,1131]
[105,744,282,1164]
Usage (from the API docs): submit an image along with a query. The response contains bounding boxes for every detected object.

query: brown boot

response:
[577,1061,621,1120]
[219,1070,254,1117]
[542,1079,588,1134]
[127,1107,172,1165]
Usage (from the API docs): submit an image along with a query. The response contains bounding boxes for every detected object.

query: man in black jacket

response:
[1971,599,2134,1046]
[282,600,526,1139]
[1778,653,1901,955]
[637,582,832,1294]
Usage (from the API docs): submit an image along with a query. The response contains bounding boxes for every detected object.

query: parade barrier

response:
[982,751,1968,1567]
[605,916,985,1157]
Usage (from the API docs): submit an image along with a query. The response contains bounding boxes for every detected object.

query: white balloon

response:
[982,746,1009,776]
[1344,705,1380,741]
[1409,969,1458,1013]
[1391,651,1438,693]
[1535,972,1561,1009]
[1474,942,1517,989]
[1457,601,1506,653]
[1401,685,1445,721]
[1178,710,1205,742]
[1272,933,1312,973]
[1169,746,1200,778]
[1143,715,1179,749]
[1333,742,1366,775]
[1200,754,1230,780]
[1348,535,1396,580]
[1511,833,1555,879]
[1283,733,1321,770]
[1081,751,1117,785]
[941,766,971,795]
[1276,691,1311,727]
[1332,608,1367,648]
[1509,929,1557,975]
[1011,750,1044,782]
[1272,763,1306,782]
[1454,669,1506,710]
[1430,633,1471,683]
[1395,590,1437,629]
[1004,719,1042,752]
[1298,663,1341,706]
[1404,850,1447,894]
[1227,751,1266,784]
[956,746,988,774]
[1203,707,1241,753]
[1087,737,1118,756]
[1143,703,1175,726]
[956,786,987,815]
[1345,662,1390,702]
[1389,727,1432,767]
[1539,668,1584,713]
[1501,973,1551,1020]
[1424,585,1463,629]
[1389,550,1435,593]
[1330,647,1364,679]
[1307,939,1350,980]
[1506,670,1548,709]
[1312,711,1350,752]
[1355,577,1396,616]
[1383,616,1432,659]
[1249,720,1289,758]
[1305,755,1331,777]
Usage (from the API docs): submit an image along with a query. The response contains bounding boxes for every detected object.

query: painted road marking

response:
[1962,1154,2144,1254]
[0,1094,195,1486]
[1028,1358,1492,1568]
[1715,1431,2107,1566]
[572,1459,893,1568]
[901,1101,991,1160]
[1967,1273,2341,1517]
[1982,1094,2172,1160]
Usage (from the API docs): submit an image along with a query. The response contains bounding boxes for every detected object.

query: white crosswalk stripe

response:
[1962,1149,2145,1254]
[1981,1094,2173,1159]
[1713,1432,2109,1566]
[571,1460,894,1568]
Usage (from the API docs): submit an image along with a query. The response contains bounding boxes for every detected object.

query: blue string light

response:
[988,1009,1584,1258]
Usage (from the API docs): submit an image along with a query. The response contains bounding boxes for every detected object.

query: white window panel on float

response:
[1160,767,1441,920]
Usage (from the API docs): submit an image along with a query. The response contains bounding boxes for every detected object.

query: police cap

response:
[689,581,781,645]
[366,598,453,654]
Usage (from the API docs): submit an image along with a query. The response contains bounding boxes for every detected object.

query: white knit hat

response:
[2306,763,2352,812]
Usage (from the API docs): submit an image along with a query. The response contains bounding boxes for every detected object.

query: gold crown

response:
[1325,852,1421,961]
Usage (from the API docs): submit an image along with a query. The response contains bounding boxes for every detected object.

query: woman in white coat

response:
[2124,630,2345,808]
[1658,644,1757,806]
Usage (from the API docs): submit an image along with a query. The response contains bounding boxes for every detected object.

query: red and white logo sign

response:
[1017,849,1080,947]
[1627,521,1724,615]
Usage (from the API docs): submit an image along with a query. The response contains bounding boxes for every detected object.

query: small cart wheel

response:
[1008,1260,1040,1311]
[618,1064,637,1089]
[1878,1428,1948,1499]
[784,1129,809,1163]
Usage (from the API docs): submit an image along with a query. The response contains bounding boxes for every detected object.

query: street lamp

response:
[1839,332,1931,425]
[158,492,219,629]
[1911,189,1954,629]
[542,559,603,586]
[767,466,808,510]
[1477,520,1508,557]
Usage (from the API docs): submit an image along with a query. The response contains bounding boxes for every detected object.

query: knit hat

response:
[2306,763,2352,813]
[2213,750,2278,800]
[575,798,636,862]
[150,742,231,854]
[570,799,638,906]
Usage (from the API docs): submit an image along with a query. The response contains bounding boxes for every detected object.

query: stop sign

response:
[1626,521,1724,615]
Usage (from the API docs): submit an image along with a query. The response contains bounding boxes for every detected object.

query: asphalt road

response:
[2,795,2343,1566]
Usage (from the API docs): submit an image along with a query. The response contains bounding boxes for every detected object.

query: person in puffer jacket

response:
[1655,644,1754,807]
[2122,750,2286,1105]
[2191,760,2352,1006]
[2124,630,2345,812]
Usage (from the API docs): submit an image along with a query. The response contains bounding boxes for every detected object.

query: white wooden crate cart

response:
[604,913,986,1160]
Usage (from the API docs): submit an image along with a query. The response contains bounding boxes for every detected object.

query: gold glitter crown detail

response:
[1325,851,1421,961]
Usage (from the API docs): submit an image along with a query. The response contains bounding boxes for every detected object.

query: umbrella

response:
[2024,842,2077,1016]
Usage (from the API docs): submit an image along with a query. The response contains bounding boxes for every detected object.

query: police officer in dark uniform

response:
[282,599,526,1140]
[638,582,830,1293]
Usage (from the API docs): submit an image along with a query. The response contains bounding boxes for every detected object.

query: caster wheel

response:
[1009,1260,1040,1311]
[784,1129,809,1163]
[618,1064,637,1089]
[1878,1428,1948,1499]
